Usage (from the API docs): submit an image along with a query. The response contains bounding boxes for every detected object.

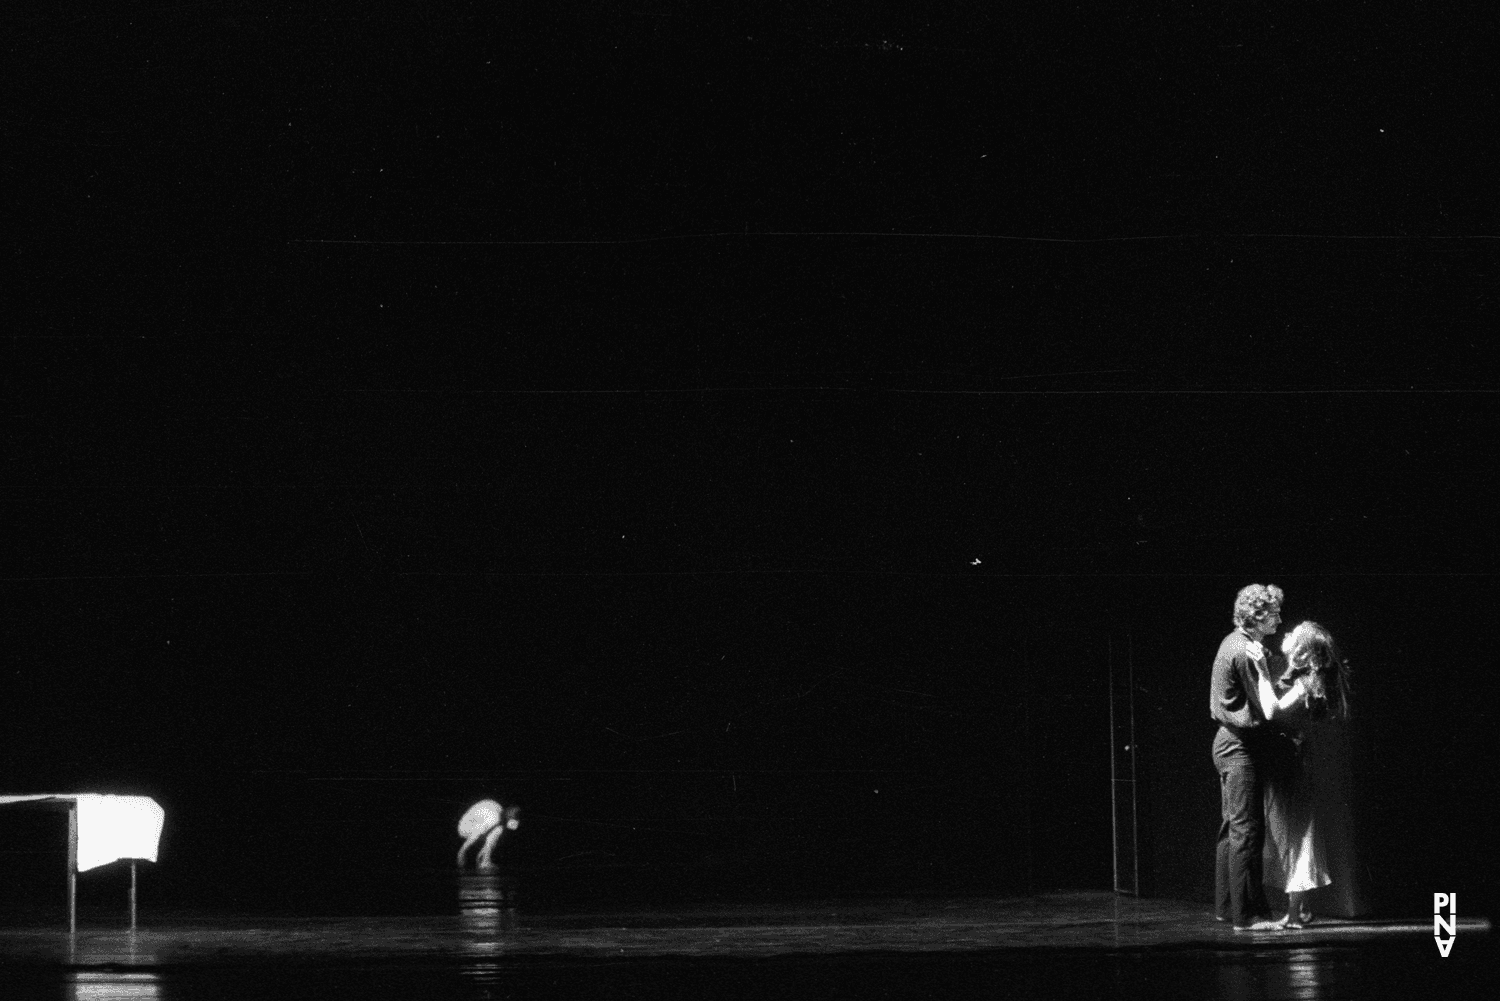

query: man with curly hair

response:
[1210,583,1287,931]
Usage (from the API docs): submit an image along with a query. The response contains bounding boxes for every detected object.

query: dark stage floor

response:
[0,886,1491,1000]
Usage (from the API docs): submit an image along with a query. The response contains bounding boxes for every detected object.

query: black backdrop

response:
[6,3,1497,917]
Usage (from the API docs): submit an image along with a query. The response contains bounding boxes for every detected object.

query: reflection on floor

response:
[0,885,1492,1000]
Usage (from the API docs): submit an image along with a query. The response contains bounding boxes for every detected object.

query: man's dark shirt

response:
[1209,628,1271,731]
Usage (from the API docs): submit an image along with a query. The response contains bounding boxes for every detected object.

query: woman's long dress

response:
[1264,714,1366,917]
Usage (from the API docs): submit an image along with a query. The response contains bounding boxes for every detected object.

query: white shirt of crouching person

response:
[457,799,521,869]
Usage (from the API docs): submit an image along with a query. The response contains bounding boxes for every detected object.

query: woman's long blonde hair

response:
[1280,620,1352,720]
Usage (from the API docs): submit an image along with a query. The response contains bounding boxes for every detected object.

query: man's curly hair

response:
[1232,583,1284,628]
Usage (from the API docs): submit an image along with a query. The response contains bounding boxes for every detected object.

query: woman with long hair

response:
[1254,620,1359,927]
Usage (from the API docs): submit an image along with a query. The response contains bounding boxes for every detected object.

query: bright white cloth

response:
[0,794,165,872]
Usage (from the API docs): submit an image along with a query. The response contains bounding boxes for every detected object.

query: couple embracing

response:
[1210,584,1359,931]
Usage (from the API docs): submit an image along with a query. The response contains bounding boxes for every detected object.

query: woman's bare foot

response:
[1280,891,1312,929]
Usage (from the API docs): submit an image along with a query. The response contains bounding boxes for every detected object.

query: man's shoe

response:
[1233,919,1283,932]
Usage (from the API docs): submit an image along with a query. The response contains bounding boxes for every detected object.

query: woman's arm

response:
[1256,669,1306,722]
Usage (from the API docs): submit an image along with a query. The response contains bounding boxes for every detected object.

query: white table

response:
[0,794,165,932]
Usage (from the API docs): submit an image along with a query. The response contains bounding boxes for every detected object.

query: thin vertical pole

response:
[1108,634,1118,894]
[1022,631,1034,894]
[130,860,138,931]
[67,803,77,934]
[1128,632,1140,896]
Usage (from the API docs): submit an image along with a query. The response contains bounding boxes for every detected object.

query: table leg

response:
[130,860,137,930]
[67,804,77,934]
